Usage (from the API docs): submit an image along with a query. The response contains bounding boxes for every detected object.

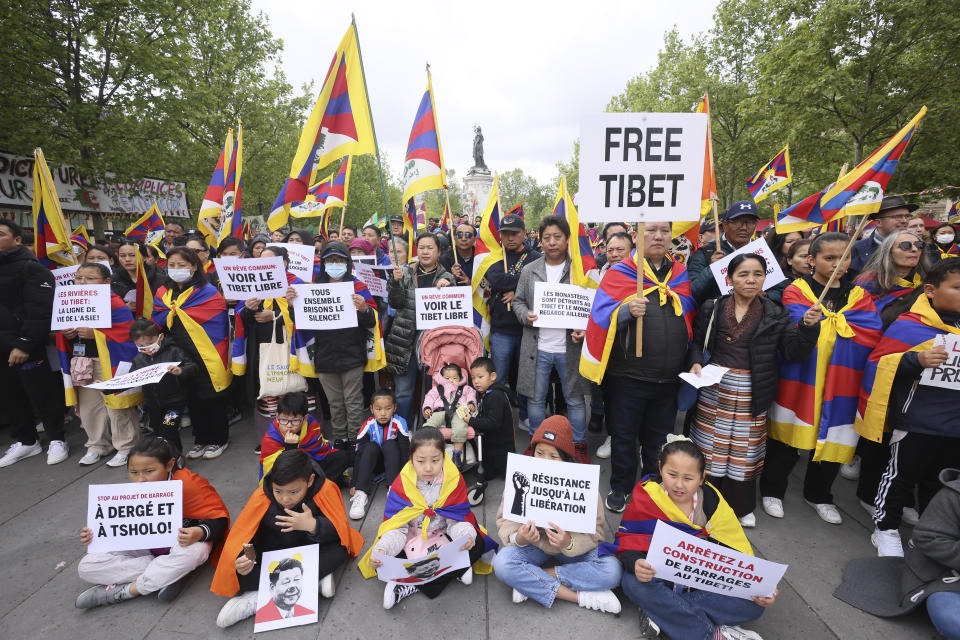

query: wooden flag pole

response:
[815,163,860,306]
[447,190,458,263]
[635,222,645,358]
[494,175,511,311]
[711,197,722,252]
[338,204,347,240]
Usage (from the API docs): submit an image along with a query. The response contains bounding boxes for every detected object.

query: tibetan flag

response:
[259,414,337,481]
[855,272,922,313]
[470,175,504,346]
[32,148,76,268]
[268,22,375,231]
[854,293,959,443]
[416,202,427,229]
[290,156,351,218]
[70,225,91,250]
[747,145,792,203]
[401,70,447,205]
[402,198,418,260]
[134,249,154,319]
[218,122,243,244]
[242,219,251,241]
[199,129,234,247]
[768,279,882,463]
[948,201,960,224]
[506,202,524,219]
[580,252,696,384]
[777,107,927,233]
[670,93,715,243]
[124,203,166,247]
[553,175,599,289]
[439,198,452,233]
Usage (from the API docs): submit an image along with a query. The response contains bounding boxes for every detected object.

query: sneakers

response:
[0,441,42,468]
[78,451,102,466]
[75,583,135,609]
[596,436,612,459]
[588,413,604,433]
[839,455,861,480]
[320,573,335,598]
[106,452,128,468]
[383,583,418,610]
[253,444,261,455]
[859,499,876,518]
[804,499,843,525]
[574,442,591,464]
[349,490,368,520]
[605,490,628,513]
[185,445,205,459]
[517,418,530,433]
[761,497,784,519]
[47,440,69,465]
[719,625,764,640]
[216,590,258,628]
[459,567,473,585]
[872,528,904,557]
[578,589,621,614]
[156,577,187,603]
[512,588,528,604]
[738,512,756,528]
[902,507,920,526]
[202,444,228,459]
[638,609,661,638]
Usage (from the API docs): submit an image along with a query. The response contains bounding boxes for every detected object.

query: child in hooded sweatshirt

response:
[421,363,477,467]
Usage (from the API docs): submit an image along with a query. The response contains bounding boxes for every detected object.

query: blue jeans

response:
[394,351,419,426]
[489,331,528,420]
[528,351,587,443]
[621,574,763,640]
[927,592,960,640]
[493,545,622,607]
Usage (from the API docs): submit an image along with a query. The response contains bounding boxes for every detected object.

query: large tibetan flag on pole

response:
[199,128,234,247]
[125,203,166,248]
[470,175,504,347]
[218,122,243,244]
[777,107,927,233]
[401,68,447,205]
[290,156,352,218]
[671,93,716,244]
[268,23,375,231]
[747,145,791,203]
[32,148,76,268]
[553,175,599,289]
[134,249,154,319]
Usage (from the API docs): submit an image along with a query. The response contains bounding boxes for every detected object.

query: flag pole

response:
[711,197,721,252]
[447,190,458,263]
[815,163,858,306]
[635,222,645,358]
[352,14,399,267]
[494,174,510,311]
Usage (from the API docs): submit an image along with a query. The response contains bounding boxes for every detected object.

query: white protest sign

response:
[709,237,786,295]
[415,286,473,329]
[86,480,182,553]
[268,242,314,283]
[578,112,707,222]
[291,282,358,330]
[645,520,787,600]
[372,535,472,584]
[51,284,112,330]
[354,262,387,298]
[920,334,960,389]
[501,452,600,533]
[533,282,596,330]
[214,257,287,301]
[254,544,319,633]
[87,361,180,390]
[51,261,111,288]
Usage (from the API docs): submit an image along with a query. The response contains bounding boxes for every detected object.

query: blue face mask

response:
[325,263,348,279]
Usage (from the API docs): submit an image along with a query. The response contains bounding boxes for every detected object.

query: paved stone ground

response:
[0,414,942,640]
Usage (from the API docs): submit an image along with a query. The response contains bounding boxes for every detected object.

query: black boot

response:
[588,413,604,433]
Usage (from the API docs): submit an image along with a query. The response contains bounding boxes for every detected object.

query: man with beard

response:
[255,557,315,622]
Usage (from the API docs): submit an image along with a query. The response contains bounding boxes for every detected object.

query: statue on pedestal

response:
[469,125,489,175]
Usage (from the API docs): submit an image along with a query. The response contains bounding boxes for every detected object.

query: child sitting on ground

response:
[349,390,409,520]
[259,391,349,484]
[466,357,517,480]
[212,449,363,628]
[358,427,498,610]
[421,363,477,467]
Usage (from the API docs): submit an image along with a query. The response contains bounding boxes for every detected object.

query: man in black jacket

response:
[0,220,68,467]
[439,222,476,285]
[686,201,759,303]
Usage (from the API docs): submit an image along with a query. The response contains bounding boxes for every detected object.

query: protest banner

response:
[578,112,707,223]
[372,535,472,585]
[414,286,472,330]
[51,284,112,330]
[708,237,786,295]
[532,282,596,330]
[351,255,377,266]
[920,334,960,390]
[501,452,600,533]
[353,261,387,298]
[290,282,358,330]
[645,520,787,600]
[87,361,180,390]
[86,480,182,553]
[214,257,287,301]
[254,544,319,633]
[51,261,111,288]
[267,242,314,283]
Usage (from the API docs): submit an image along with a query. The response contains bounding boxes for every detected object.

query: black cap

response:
[389,214,403,223]
[500,214,525,232]
[870,194,919,219]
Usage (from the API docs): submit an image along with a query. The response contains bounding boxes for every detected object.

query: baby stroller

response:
[416,325,487,505]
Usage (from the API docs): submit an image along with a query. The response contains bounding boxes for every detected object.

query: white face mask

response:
[936,233,955,245]
[137,338,161,355]
[168,268,192,283]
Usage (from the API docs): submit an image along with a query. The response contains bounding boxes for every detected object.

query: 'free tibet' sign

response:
[578,112,707,223]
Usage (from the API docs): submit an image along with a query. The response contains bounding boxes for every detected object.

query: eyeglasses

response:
[726,217,757,227]
[276,417,302,426]
[881,214,912,221]
[455,232,474,239]
[897,241,924,251]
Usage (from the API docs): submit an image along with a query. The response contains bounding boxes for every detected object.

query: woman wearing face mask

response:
[112,240,167,313]
[152,248,233,460]
[926,223,959,264]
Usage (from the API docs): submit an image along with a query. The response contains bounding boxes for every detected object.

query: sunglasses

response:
[897,241,924,251]
[455,232,474,239]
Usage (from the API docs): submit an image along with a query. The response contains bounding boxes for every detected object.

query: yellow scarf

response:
[160,287,231,392]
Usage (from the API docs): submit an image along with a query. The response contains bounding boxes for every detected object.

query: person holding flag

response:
[686,201,761,304]
[439,222,478,285]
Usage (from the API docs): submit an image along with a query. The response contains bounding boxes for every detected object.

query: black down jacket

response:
[384,262,453,376]
[0,246,55,357]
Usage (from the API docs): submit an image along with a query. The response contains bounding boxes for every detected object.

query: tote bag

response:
[258,315,307,398]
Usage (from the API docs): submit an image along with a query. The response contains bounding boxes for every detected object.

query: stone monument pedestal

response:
[461,169,494,219]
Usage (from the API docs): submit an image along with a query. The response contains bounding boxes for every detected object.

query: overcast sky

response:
[251,0,720,184]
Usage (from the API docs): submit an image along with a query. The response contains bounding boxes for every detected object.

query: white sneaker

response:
[216,590,258,628]
[902,507,920,526]
[512,588,528,604]
[872,527,904,557]
[596,436,612,459]
[320,573,335,598]
[720,625,764,640]
[46,440,69,465]
[517,418,530,433]
[459,567,473,585]
[738,512,756,528]
[383,583,418,610]
[78,451,102,466]
[202,443,228,459]
[761,497,784,518]
[578,589,621,614]
[859,499,876,518]
[839,456,861,480]
[805,500,843,525]
[349,490,368,520]
[185,445,204,459]
[105,452,128,468]
[0,442,42,468]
